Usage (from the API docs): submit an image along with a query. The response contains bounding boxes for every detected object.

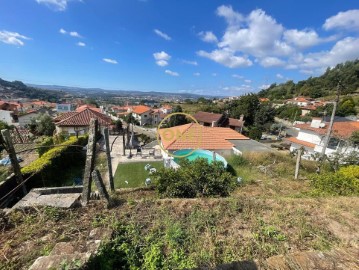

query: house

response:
[115,105,160,126]
[286,96,313,107]
[193,111,245,132]
[54,106,112,136]
[17,108,53,127]
[158,123,249,156]
[56,103,75,113]
[0,110,17,125]
[287,117,359,159]
[160,105,173,114]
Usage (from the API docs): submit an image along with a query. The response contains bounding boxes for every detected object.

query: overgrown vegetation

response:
[258,59,359,100]
[154,158,235,198]
[310,165,359,196]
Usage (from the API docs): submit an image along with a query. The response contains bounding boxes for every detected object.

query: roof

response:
[295,121,359,139]
[56,108,112,127]
[76,105,101,113]
[158,123,249,150]
[132,105,151,115]
[286,137,316,148]
[193,111,223,123]
[162,105,172,109]
[54,112,78,122]
[228,117,244,127]
[229,139,273,153]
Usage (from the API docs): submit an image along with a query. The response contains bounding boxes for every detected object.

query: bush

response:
[36,137,54,157]
[248,127,262,141]
[310,165,359,196]
[154,158,235,198]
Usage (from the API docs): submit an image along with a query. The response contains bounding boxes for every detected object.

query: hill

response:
[258,60,359,100]
[0,78,65,102]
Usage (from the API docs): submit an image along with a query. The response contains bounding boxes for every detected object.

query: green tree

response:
[254,103,276,131]
[29,114,55,136]
[228,94,260,126]
[248,127,262,141]
[114,119,123,132]
[337,97,356,116]
[350,131,359,147]
[124,113,139,125]
[168,105,188,127]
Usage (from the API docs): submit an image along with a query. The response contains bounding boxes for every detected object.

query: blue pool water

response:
[173,149,227,167]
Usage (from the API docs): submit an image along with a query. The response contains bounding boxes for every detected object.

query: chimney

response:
[211,121,217,127]
[239,114,244,122]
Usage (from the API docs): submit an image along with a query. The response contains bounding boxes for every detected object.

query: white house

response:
[287,117,359,159]
[56,103,74,113]
[160,105,173,114]
[0,110,16,125]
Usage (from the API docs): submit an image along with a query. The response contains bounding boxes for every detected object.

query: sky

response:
[0,0,359,96]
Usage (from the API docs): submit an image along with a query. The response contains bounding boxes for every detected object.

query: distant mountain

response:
[258,60,359,100]
[0,78,64,101]
[28,84,211,99]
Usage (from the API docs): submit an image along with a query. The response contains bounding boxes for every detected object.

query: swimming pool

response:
[173,149,227,167]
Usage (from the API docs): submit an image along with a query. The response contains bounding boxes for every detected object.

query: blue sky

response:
[0,0,359,96]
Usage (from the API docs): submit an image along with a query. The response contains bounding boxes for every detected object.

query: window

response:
[327,137,339,150]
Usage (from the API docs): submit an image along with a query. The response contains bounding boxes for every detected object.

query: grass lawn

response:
[114,161,163,188]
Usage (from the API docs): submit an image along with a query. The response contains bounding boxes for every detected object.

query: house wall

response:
[18,113,41,127]
[297,130,322,145]
[56,125,107,136]
[0,110,14,125]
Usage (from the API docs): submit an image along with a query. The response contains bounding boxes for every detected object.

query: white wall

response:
[18,112,40,127]
[0,110,14,125]
[297,130,322,145]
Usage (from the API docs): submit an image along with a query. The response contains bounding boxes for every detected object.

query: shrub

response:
[154,158,235,198]
[248,127,262,141]
[310,165,359,196]
[36,137,54,157]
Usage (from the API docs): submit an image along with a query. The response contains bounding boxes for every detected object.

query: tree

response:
[29,114,55,136]
[228,94,260,126]
[168,105,188,127]
[114,119,123,132]
[254,103,276,131]
[248,127,262,141]
[350,131,359,147]
[124,113,139,125]
[337,97,356,116]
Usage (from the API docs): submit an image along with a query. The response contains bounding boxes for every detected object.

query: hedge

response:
[21,136,88,176]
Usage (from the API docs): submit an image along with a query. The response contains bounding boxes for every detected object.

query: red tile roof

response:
[56,108,112,127]
[286,137,315,148]
[132,105,151,114]
[193,111,223,123]
[228,118,244,127]
[76,105,101,113]
[295,121,359,139]
[54,112,78,122]
[158,123,249,150]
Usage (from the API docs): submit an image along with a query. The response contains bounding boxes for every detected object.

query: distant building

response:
[17,108,53,127]
[193,111,245,132]
[56,103,75,113]
[287,117,359,159]
[160,105,173,114]
[0,110,17,125]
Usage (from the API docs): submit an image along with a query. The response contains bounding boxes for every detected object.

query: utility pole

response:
[320,82,341,161]
[294,148,302,180]
[104,128,114,192]
[1,129,27,195]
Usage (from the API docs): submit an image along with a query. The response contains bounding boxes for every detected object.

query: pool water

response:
[173,149,227,167]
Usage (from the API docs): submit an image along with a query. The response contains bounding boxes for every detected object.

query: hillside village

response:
[0,64,358,269]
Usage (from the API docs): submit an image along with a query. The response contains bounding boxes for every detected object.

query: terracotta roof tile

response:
[286,137,315,148]
[132,105,151,114]
[295,121,359,139]
[193,111,223,123]
[158,123,249,150]
[56,108,112,127]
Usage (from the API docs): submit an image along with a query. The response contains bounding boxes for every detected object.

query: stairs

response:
[29,227,112,270]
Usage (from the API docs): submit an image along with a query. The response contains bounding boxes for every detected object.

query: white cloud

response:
[69,31,81,38]
[244,79,252,83]
[259,57,285,67]
[259,84,270,90]
[36,0,80,11]
[165,70,179,76]
[59,28,82,38]
[212,73,217,77]
[276,73,284,79]
[299,37,359,69]
[197,49,252,68]
[103,58,118,64]
[216,5,244,26]
[283,29,322,49]
[232,74,244,79]
[77,41,86,47]
[182,60,198,66]
[193,72,200,76]
[154,29,171,41]
[323,10,359,31]
[153,51,171,66]
[0,30,30,46]
[198,31,218,43]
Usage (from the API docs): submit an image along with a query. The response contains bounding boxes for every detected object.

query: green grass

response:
[114,161,163,188]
